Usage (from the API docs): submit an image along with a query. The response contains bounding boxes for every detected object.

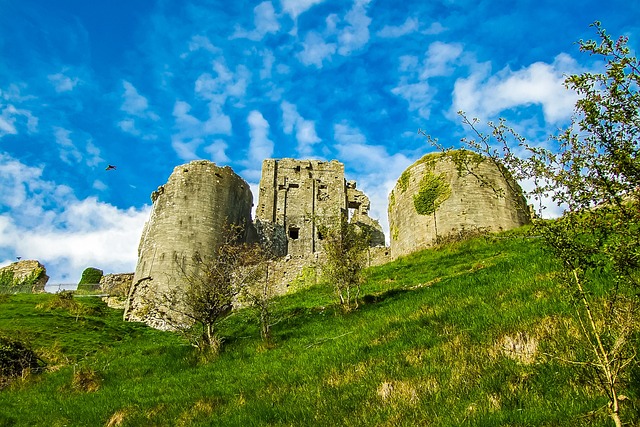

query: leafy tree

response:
[427,23,639,426]
[320,217,371,312]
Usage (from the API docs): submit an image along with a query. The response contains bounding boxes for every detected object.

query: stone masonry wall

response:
[388,151,531,258]
[256,159,347,258]
[124,160,253,329]
[0,260,49,293]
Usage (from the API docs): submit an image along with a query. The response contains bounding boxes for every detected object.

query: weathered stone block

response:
[0,260,49,293]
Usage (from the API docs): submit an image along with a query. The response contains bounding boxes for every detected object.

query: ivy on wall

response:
[0,268,44,294]
[413,170,451,216]
[397,170,411,193]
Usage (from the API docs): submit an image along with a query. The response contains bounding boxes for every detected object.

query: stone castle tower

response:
[124,160,253,329]
[388,151,531,258]
[255,158,384,259]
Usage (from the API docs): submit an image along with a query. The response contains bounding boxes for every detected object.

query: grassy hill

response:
[1,228,637,426]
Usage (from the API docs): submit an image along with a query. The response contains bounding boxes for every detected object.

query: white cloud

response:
[376,17,419,38]
[0,101,38,138]
[281,101,321,156]
[0,153,149,282]
[337,0,372,55]
[121,81,159,119]
[422,22,446,35]
[259,49,276,80]
[420,41,463,79]
[54,127,83,165]
[171,100,232,160]
[186,35,220,55]
[280,0,325,20]
[391,41,463,119]
[195,61,250,105]
[242,110,274,181]
[118,81,160,139]
[391,81,434,119]
[297,31,337,68]
[204,139,230,164]
[53,127,103,167]
[48,72,80,93]
[296,0,372,67]
[247,110,274,164]
[452,53,580,123]
[231,1,280,41]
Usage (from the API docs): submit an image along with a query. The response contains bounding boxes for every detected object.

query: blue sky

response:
[0,0,638,283]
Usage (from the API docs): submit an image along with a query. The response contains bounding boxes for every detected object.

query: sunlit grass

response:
[0,227,634,426]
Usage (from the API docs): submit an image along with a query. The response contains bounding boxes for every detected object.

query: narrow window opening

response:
[289,227,300,240]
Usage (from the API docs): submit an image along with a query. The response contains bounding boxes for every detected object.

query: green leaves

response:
[413,170,450,216]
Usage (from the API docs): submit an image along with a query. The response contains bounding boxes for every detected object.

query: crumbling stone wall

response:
[0,260,48,293]
[124,160,253,329]
[100,273,133,309]
[255,159,385,261]
[388,151,531,258]
[256,159,346,258]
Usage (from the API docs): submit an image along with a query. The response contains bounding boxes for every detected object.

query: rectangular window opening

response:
[289,227,300,240]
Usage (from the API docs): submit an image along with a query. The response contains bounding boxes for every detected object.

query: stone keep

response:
[388,151,530,258]
[124,160,253,329]
[255,159,384,259]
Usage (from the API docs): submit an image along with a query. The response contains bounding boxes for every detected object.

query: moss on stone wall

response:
[78,268,103,287]
[398,170,411,193]
[413,171,451,216]
[447,149,485,177]
[391,225,399,241]
[0,268,44,294]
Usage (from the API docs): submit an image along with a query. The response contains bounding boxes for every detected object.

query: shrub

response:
[77,267,103,292]
[0,335,44,387]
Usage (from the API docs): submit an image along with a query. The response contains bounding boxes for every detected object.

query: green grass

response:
[0,228,636,426]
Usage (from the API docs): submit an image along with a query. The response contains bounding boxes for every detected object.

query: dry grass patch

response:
[377,380,419,406]
[325,360,377,387]
[177,399,218,426]
[105,409,129,427]
[71,366,101,392]
[495,332,538,364]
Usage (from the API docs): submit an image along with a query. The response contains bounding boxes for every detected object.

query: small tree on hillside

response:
[425,23,639,426]
[238,245,279,345]
[166,224,250,353]
[321,217,371,312]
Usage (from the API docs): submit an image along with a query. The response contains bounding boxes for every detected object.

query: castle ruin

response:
[124,158,383,329]
[124,161,253,329]
[123,152,530,330]
[388,151,531,258]
[255,159,384,259]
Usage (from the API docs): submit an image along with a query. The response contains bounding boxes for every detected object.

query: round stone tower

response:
[388,150,531,258]
[124,160,253,329]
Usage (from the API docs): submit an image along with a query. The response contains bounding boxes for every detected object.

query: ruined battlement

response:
[256,158,385,259]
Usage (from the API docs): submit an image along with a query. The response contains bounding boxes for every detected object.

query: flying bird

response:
[16,256,21,260]
[105,164,117,171]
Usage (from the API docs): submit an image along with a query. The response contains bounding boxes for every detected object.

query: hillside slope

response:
[1,228,636,426]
